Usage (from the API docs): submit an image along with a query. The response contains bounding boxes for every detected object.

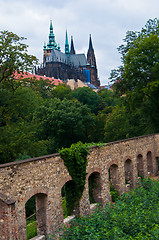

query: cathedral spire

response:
[87,34,96,67]
[65,30,69,57]
[47,19,58,50]
[88,34,93,51]
[70,36,76,55]
[50,19,53,33]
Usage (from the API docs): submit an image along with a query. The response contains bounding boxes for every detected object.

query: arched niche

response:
[147,151,153,175]
[88,172,102,204]
[109,164,119,191]
[137,154,144,178]
[124,159,133,189]
[108,164,120,201]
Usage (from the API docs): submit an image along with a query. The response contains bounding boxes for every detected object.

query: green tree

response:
[109,18,159,135]
[51,84,72,100]
[104,102,149,143]
[34,98,96,151]
[0,85,48,163]
[72,87,102,114]
[0,30,37,85]
[97,88,120,107]
[20,77,55,99]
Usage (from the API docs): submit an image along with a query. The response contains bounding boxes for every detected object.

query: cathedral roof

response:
[69,54,87,67]
[46,48,87,68]
[47,48,68,64]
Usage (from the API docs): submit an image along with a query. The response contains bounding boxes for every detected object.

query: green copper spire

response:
[47,19,59,50]
[65,30,69,57]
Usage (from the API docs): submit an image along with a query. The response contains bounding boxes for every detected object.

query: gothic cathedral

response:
[36,20,100,87]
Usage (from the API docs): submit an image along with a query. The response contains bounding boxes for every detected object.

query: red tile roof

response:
[13,72,63,86]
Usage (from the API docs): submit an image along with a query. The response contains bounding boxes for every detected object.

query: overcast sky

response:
[0,0,158,85]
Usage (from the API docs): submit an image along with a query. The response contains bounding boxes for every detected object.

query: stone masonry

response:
[0,134,159,239]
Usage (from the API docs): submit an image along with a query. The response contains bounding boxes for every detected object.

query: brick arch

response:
[20,187,49,238]
[86,167,102,181]
[136,151,144,158]
[87,168,103,204]
[22,187,48,206]
[59,175,72,190]
[123,156,133,163]
[107,160,119,171]
[60,176,79,217]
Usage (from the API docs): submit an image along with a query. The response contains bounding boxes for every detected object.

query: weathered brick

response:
[0,134,158,239]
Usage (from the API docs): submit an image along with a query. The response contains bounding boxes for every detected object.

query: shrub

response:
[60,178,159,239]
[26,221,37,239]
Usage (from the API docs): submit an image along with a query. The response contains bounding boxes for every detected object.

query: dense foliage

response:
[0,30,37,84]
[1,19,159,164]
[59,178,159,240]
[109,18,159,135]
[60,142,89,214]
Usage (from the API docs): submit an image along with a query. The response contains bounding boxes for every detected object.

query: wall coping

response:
[0,133,158,169]
[30,236,45,240]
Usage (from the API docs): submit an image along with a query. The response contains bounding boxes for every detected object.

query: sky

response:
[0,0,159,85]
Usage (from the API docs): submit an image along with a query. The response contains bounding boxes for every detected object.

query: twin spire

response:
[65,31,93,58]
[45,19,94,58]
[65,31,76,56]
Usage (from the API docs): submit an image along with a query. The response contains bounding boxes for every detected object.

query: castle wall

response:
[0,134,158,239]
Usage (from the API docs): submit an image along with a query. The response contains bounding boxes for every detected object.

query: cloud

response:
[0,0,159,85]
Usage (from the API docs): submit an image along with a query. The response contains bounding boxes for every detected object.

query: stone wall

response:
[0,134,158,239]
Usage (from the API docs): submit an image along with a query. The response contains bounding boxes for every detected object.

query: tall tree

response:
[0,30,37,85]
[110,18,159,94]
[109,18,159,134]
[34,98,96,151]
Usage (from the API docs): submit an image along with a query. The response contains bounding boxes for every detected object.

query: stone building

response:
[36,20,100,87]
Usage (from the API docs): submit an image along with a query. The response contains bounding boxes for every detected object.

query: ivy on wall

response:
[60,142,89,212]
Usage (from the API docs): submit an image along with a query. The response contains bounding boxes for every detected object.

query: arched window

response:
[88,172,102,204]
[25,193,47,239]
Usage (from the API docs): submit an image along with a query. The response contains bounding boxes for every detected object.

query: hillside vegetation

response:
[59,178,159,240]
[1,18,159,164]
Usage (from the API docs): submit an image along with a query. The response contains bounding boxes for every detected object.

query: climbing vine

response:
[60,142,89,212]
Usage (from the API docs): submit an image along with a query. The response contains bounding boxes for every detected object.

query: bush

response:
[60,178,159,239]
[26,221,37,239]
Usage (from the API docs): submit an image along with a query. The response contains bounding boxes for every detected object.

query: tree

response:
[117,34,159,93]
[109,18,159,134]
[51,84,72,100]
[0,30,37,85]
[110,18,159,94]
[34,98,96,151]
[72,87,101,114]
[0,86,49,163]
[60,178,159,240]
[104,104,148,143]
